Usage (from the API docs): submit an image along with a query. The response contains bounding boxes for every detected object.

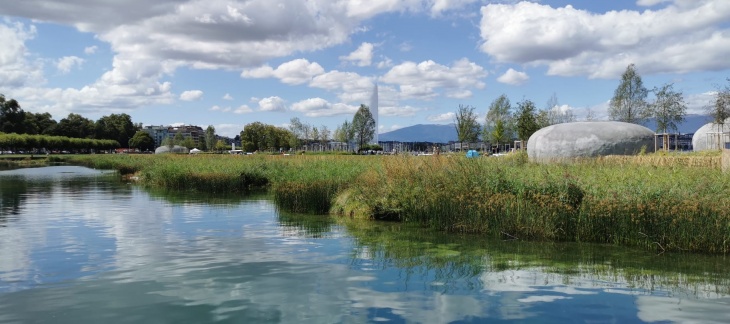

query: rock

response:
[692,118,730,151]
[527,121,654,163]
[154,145,190,154]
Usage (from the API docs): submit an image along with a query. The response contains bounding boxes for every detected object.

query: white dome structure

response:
[155,145,190,154]
[527,121,654,163]
[692,118,730,151]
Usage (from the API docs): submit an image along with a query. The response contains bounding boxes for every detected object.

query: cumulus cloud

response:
[497,68,529,85]
[479,1,730,78]
[242,58,324,85]
[179,90,203,101]
[56,56,84,74]
[290,98,358,117]
[222,93,233,100]
[310,70,374,103]
[84,45,98,55]
[340,42,374,66]
[380,105,421,117]
[257,96,286,112]
[427,112,456,123]
[381,58,487,99]
[0,21,44,88]
[233,105,253,114]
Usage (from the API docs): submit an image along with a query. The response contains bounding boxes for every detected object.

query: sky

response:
[1,0,729,138]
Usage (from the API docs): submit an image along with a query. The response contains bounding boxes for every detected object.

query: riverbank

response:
[54,152,730,254]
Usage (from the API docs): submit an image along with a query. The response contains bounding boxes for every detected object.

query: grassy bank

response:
[58,152,730,254]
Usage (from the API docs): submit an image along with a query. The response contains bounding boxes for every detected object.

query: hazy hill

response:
[379,124,457,143]
[378,115,711,143]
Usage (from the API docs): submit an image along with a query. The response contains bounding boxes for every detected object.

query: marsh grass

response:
[61,153,730,253]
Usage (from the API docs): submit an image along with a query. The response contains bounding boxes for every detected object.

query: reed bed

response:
[335,154,730,253]
[61,153,730,254]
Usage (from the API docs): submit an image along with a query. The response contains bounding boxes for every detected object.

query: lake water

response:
[1,166,730,323]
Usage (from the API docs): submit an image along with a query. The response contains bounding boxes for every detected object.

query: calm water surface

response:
[1,166,730,323]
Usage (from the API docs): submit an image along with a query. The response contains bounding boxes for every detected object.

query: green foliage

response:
[650,83,687,134]
[173,132,185,146]
[205,125,216,152]
[352,104,376,151]
[240,121,295,152]
[0,133,119,153]
[128,131,155,151]
[0,94,26,134]
[707,78,730,127]
[609,64,650,124]
[515,99,539,142]
[95,113,136,148]
[485,94,513,146]
[55,113,95,139]
[454,104,480,144]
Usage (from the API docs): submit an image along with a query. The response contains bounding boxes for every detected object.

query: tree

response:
[515,99,539,145]
[24,112,57,135]
[320,125,330,151]
[706,78,730,149]
[55,113,95,138]
[454,104,480,150]
[128,131,155,152]
[485,95,513,150]
[609,64,649,124]
[650,83,686,134]
[95,113,136,148]
[0,94,26,134]
[240,122,296,152]
[205,125,216,151]
[173,132,185,146]
[351,104,376,152]
[311,127,320,151]
[160,136,172,148]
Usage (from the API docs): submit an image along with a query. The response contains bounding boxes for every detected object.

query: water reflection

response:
[1,166,730,323]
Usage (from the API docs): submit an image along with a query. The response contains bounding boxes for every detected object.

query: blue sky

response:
[1,0,729,137]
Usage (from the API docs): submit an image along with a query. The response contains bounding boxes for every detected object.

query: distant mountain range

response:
[378,114,712,143]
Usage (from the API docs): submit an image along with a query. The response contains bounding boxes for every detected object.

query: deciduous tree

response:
[515,99,539,144]
[454,104,480,149]
[351,104,376,152]
[609,64,649,124]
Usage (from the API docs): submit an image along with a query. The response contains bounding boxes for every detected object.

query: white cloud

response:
[233,105,253,114]
[497,68,529,85]
[380,105,421,117]
[430,0,480,16]
[84,45,98,55]
[399,42,413,52]
[214,123,242,138]
[56,56,84,74]
[291,98,358,117]
[340,42,374,67]
[0,21,44,88]
[310,70,374,104]
[258,96,286,112]
[242,58,324,85]
[376,57,393,69]
[210,105,232,112]
[381,58,487,99]
[427,112,456,123]
[636,0,671,6]
[179,90,204,101]
[479,1,730,78]
[222,93,233,100]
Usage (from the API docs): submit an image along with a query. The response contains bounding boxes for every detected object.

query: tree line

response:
[455,64,730,151]
[240,104,377,153]
[0,94,235,153]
